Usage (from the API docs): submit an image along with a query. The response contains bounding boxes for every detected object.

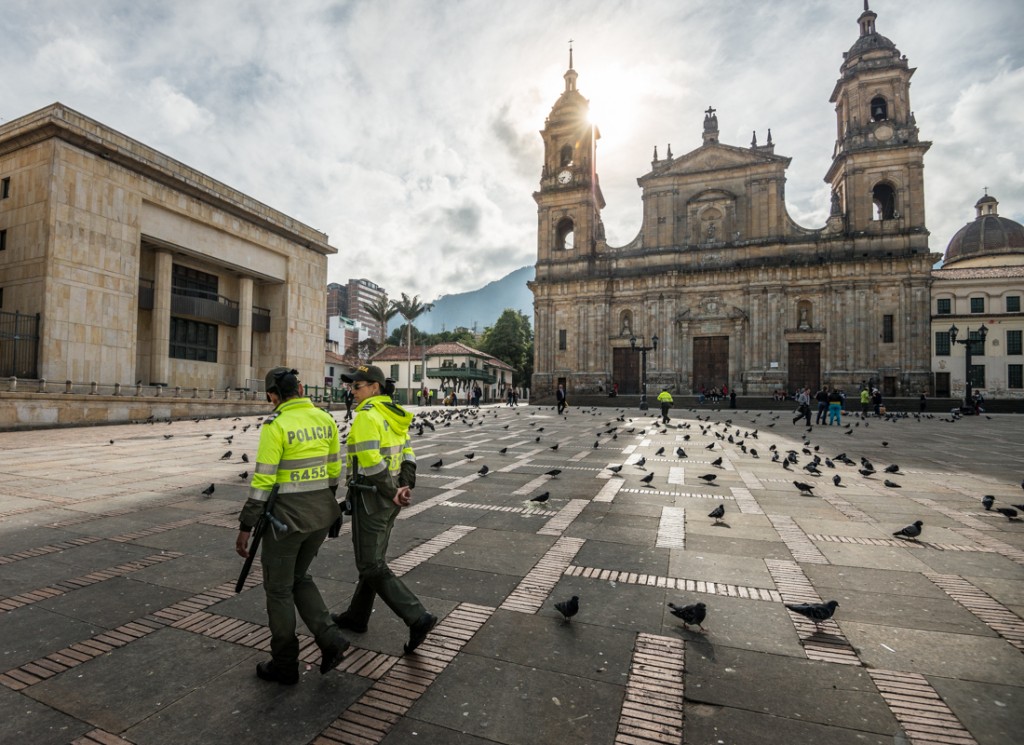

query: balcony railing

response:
[427,367,496,384]
[137,281,271,330]
[252,306,271,333]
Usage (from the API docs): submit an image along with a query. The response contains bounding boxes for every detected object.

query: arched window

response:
[872,183,896,220]
[556,217,575,250]
[870,97,888,122]
[560,144,574,167]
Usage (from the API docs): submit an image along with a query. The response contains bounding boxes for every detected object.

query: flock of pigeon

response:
[545,405,1021,632]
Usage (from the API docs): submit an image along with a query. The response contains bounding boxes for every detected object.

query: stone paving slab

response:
[0,406,1021,743]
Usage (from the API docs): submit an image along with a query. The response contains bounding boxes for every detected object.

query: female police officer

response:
[331,364,437,654]
[235,367,350,683]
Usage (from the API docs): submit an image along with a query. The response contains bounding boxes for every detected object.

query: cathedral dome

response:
[847,30,896,58]
[944,193,1024,265]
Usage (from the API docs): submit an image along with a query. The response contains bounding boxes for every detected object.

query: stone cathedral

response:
[530,4,937,400]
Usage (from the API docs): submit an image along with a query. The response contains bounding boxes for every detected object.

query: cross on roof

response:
[705,106,716,117]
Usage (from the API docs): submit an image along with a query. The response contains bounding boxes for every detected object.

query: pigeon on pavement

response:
[220,451,232,460]
[711,457,723,468]
[430,459,443,469]
[607,464,624,475]
[477,465,489,476]
[708,504,725,523]
[554,595,579,622]
[699,474,718,483]
[668,602,707,631]
[530,492,550,503]
[546,469,562,478]
[981,495,995,510]
[794,481,815,494]
[833,475,842,487]
[893,520,923,540]
[640,472,655,486]
[884,464,899,474]
[884,479,902,488]
[785,600,839,625]
[201,483,215,497]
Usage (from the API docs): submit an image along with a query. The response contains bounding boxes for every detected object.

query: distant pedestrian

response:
[872,388,883,416]
[919,393,926,413]
[729,390,737,409]
[860,387,870,417]
[657,387,673,424]
[815,387,829,425]
[827,388,843,425]
[793,388,811,426]
[556,385,567,415]
[344,385,355,421]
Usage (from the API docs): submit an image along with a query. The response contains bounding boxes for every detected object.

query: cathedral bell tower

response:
[534,47,605,264]
[825,1,931,238]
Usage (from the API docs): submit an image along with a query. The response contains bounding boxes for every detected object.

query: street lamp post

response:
[629,333,659,411]
[948,323,988,412]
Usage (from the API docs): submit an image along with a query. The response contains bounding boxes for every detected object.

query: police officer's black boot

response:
[256,660,299,685]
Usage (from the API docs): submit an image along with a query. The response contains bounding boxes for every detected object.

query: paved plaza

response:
[1,403,1022,744]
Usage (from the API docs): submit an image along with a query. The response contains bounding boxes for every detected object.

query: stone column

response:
[150,249,172,386]
[237,276,253,389]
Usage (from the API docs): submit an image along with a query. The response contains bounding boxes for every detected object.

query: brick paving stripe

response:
[537,498,588,536]
[868,669,979,745]
[730,486,764,514]
[764,558,861,665]
[614,633,685,745]
[767,514,829,564]
[388,524,475,577]
[501,536,585,613]
[656,507,686,549]
[566,565,782,602]
[924,572,1024,652]
[316,603,493,745]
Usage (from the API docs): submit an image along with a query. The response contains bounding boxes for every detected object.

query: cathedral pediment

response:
[643,143,789,182]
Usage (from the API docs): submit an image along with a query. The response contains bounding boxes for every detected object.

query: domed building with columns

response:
[931,192,1024,401]
[530,4,938,401]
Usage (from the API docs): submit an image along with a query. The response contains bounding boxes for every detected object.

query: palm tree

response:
[363,295,398,345]
[393,292,434,405]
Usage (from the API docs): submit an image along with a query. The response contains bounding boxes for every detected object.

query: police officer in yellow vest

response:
[657,387,674,424]
[234,367,350,684]
[331,364,438,655]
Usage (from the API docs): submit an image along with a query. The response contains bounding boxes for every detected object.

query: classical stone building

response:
[530,5,937,399]
[0,103,336,390]
[931,193,1024,401]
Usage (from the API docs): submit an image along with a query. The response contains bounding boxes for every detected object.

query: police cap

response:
[341,365,386,385]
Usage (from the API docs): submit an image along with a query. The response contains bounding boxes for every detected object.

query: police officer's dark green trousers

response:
[261,526,345,670]
[345,495,425,627]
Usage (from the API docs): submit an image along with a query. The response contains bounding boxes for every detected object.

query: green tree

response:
[479,309,533,388]
[392,293,434,404]
[363,295,398,345]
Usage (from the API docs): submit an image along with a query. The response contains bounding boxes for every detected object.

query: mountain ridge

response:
[397,265,535,334]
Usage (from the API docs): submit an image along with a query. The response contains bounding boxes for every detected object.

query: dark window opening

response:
[1009,365,1023,389]
[872,183,896,220]
[172,264,219,300]
[936,298,951,315]
[1,177,9,199]
[970,297,984,314]
[1008,330,1022,356]
[934,331,950,356]
[1007,296,1021,313]
[559,144,574,167]
[556,217,575,250]
[968,364,985,389]
[968,329,986,356]
[0,229,6,251]
[558,329,567,351]
[0,287,3,308]
[390,364,399,379]
[169,317,218,362]
[882,314,894,343]
[870,97,888,121]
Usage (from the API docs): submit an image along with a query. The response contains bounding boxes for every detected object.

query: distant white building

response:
[931,192,1024,401]
[370,342,518,405]
[328,315,372,357]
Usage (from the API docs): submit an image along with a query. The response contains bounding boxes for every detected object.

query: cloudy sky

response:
[3,1,1021,301]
